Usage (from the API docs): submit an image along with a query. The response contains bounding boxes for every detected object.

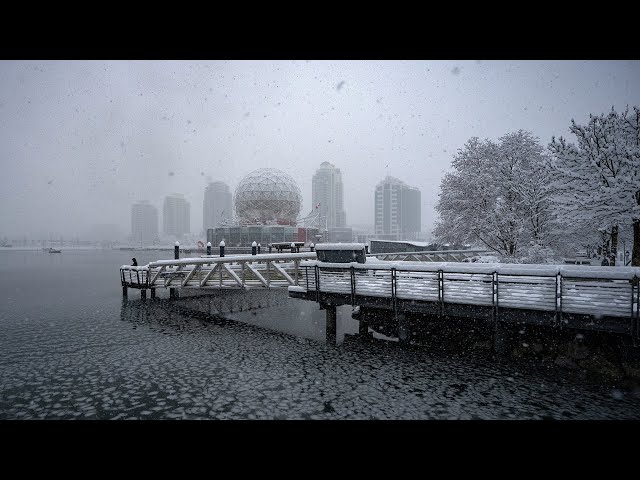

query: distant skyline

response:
[1,60,638,239]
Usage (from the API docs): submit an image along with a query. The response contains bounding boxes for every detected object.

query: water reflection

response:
[121,289,359,344]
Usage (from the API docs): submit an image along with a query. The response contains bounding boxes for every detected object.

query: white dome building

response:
[234,168,302,225]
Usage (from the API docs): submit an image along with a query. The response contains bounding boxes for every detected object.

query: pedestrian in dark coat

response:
[600,256,609,266]
[132,258,138,266]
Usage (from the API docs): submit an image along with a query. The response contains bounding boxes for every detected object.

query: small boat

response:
[48,248,61,253]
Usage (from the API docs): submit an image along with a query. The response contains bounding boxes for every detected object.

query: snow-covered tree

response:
[434,131,553,258]
[548,106,640,266]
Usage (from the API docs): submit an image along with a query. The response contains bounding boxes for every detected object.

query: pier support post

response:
[325,304,337,344]
[493,321,513,357]
[141,289,147,299]
[359,318,368,337]
[122,285,128,298]
[150,288,156,299]
[397,313,410,345]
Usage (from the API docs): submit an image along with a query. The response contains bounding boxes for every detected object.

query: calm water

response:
[1,248,639,420]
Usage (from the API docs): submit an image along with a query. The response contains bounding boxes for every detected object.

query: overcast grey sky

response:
[1,60,638,240]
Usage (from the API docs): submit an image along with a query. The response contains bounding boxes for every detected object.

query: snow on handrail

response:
[299,260,640,280]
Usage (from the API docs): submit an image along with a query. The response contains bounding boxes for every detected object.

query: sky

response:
[0,60,638,241]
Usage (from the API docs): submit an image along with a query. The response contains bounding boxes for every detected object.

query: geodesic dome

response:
[234,168,302,225]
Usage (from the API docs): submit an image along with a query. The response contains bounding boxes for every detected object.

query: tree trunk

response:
[633,219,640,267]
[610,225,618,266]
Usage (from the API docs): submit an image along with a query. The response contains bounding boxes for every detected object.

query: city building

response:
[328,227,353,243]
[374,176,421,241]
[203,181,233,233]
[308,161,346,229]
[207,225,320,247]
[206,168,322,247]
[163,193,190,238]
[130,201,159,244]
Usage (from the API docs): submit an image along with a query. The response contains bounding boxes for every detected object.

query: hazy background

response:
[1,60,638,241]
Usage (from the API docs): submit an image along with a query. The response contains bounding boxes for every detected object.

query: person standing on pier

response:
[600,256,609,266]
[131,258,138,266]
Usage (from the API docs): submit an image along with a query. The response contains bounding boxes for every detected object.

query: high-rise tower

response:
[163,193,190,238]
[309,161,346,229]
[374,176,421,240]
[203,181,233,232]
[131,201,159,244]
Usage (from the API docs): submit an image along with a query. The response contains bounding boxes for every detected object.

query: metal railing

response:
[120,252,317,290]
[294,261,640,336]
[367,249,493,262]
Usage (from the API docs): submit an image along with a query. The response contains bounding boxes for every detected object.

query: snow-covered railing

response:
[120,252,317,290]
[291,261,640,323]
[120,265,150,287]
[368,249,493,262]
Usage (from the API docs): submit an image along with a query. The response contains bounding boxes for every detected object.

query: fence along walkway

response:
[289,261,640,334]
[120,252,317,291]
[368,249,493,262]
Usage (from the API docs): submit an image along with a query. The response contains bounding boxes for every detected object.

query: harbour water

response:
[1,248,639,419]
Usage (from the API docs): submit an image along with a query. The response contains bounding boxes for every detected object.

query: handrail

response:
[120,252,314,290]
[293,262,640,324]
[367,249,491,257]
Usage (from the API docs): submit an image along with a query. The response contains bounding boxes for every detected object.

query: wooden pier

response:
[120,251,317,298]
[288,259,640,340]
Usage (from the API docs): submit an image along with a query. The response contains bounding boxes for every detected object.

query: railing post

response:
[391,267,397,317]
[633,275,639,340]
[257,243,261,254]
[350,266,355,306]
[170,241,179,299]
[252,241,257,256]
[556,273,563,326]
[315,265,320,302]
[266,259,270,288]
[310,242,315,252]
[438,269,444,317]
[206,241,212,256]
[294,259,299,286]
[219,240,225,258]
[492,271,498,325]
[495,272,499,320]
[291,242,296,254]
